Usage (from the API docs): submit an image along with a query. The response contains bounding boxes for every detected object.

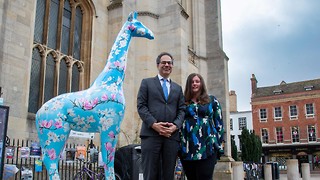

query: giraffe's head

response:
[127,11,154,40]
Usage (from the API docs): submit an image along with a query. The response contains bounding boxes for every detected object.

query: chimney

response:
[229,90,237,112]
[251,74,258,97]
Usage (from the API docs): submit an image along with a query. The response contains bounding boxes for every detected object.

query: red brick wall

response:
[252,90,320,145]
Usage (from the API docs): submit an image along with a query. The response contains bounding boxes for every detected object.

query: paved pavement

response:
[279,173,320,180]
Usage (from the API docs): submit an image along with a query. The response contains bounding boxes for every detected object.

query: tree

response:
[240,128,262,162]
[231,137,238,161]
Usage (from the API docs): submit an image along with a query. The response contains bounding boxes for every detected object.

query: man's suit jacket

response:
[137,76,185,141]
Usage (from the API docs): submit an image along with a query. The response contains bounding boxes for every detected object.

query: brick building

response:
[251,74,320,170]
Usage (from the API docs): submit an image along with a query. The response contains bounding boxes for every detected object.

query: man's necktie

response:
[162,78,168,100]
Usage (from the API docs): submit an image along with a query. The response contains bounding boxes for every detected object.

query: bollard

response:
[232,161,244,180]
[287,159,299,180]
[264,164,272,180]
[301,163,310,180]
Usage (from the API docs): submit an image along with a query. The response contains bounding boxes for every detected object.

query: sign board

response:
[0,105,9,180]
[69,130,94,139]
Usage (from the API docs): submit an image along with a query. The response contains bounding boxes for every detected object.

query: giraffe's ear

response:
[133,11,138,19]
[128,11,137,22]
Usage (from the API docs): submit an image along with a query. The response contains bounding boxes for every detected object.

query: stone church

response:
[0,0,231,178]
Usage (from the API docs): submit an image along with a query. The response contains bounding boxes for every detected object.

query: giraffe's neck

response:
[92,23,132,87]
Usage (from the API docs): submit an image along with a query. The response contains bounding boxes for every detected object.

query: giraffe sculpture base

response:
[213,156,234,180]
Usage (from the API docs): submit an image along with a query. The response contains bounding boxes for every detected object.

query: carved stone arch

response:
[46,49,59,62]
[33,44,45,56]
[59,55,72,67]
[70,59,84,90]
[73,0,97,17]
[71,59,84,72]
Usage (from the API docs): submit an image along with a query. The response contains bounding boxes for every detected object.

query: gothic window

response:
[308,125,316,142]
[261,128,269,144]
[276,127,283,143]
[291,126,300,143]
[28,0,94,114]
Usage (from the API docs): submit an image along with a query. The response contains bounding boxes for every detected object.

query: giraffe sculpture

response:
[35,11,154,180]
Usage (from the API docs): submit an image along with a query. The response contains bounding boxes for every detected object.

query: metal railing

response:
[4,138,102,180]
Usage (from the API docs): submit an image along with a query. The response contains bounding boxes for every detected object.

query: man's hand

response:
[152,122,177,138]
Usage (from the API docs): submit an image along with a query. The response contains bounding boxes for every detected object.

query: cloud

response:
[222,0,320,111]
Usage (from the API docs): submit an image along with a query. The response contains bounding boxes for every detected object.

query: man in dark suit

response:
[137,52,185,180]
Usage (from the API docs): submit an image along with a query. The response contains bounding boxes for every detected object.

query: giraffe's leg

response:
[100,129,119,180]
[36,116,71,180]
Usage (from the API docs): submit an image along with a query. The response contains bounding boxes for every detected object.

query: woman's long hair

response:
[184,73,210,105]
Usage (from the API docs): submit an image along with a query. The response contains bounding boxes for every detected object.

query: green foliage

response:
[231,137,238,161]
[240,128,262,162]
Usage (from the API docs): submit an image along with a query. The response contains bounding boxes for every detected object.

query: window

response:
[261,128,269,144]
[305,103,314,118]
[276,127,283,143]
[291,127,300,143]
[238,117,247,130]
[230,118,233,130]
[308,125,316,142]
[28,0,94,114]
[289,105,298,120]
[274,106,282,120]
[260,108,267,122]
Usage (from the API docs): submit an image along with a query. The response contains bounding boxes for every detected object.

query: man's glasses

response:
[159,61,173,65]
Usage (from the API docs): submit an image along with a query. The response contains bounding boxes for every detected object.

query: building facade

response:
[229,90,253,153]
[251,74,320,170]
[230,110,253,153]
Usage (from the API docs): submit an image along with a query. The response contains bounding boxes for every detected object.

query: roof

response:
[254,78,320,98]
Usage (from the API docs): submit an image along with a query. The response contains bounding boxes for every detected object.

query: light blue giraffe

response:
[35,11,154,180]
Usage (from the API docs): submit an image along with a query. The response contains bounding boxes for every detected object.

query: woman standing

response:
[180,73,224,180]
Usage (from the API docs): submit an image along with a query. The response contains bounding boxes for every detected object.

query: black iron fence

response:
[3,138,102,180]
[243,162,263,180]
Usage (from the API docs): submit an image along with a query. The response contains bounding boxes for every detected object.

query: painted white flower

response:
[121,32,129,39]
[52,100,63,111]
[87,115,95,123]
[106,109,116,117]
[67,109,75,117]
[45,140,51,146]
[47,131,55,139]
[77,117,86,125]
[119,39,127,48]
[114,49,120,55]
[60,134,66,140]
[100,117,113,131]
[63,123,70,132]
[50,163,57,169]
[106,83,118,93]
[52,173,60,180]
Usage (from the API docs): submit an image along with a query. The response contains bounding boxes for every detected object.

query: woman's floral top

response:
[180,96,224,160]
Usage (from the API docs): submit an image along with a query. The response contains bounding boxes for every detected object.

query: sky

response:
[221,0,320,111]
